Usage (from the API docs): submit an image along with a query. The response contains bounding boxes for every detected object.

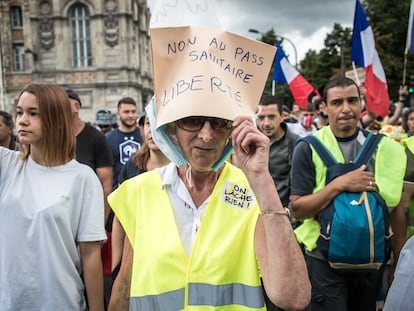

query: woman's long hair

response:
[402,107,414,134]
[131,142,150,170]
[18,83,75,166]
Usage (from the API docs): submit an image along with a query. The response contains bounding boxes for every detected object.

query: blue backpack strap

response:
[354,132,384,166]
[299,135,337,167]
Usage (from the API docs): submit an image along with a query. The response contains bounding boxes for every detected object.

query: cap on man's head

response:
[137,113,146,127]
[64,88,82,106]
[96,109,113,126]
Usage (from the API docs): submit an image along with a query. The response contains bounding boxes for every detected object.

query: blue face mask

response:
[146,97,234,171]
[146,97,187,168]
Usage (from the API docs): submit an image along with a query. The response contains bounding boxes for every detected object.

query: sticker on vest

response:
[222,182,255,210]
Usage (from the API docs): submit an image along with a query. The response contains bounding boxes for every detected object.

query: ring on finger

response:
[369,181,373,187]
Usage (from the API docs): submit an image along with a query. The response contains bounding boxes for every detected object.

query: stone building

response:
[0,0,153,122]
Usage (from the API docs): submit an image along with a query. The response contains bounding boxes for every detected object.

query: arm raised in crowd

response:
[231,116,311,311]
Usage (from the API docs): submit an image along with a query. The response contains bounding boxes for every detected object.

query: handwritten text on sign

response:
[150,27,276,127]
[161,36,266,107]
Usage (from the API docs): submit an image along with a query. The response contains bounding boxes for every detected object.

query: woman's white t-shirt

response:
[0,147,107,311]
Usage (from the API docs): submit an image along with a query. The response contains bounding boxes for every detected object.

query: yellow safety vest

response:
[398,136,414,238]
[295,127,406,251]
[407,199,414,238]
[109,163,266,311]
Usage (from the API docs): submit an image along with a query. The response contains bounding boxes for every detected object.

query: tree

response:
[300,23,352,92]
[254,29,295,108]
[257,0,413,108]
[299,0,412,102]
[362,0,413,101]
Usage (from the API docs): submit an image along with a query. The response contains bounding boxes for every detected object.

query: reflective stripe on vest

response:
[130,283,264,310]
[130,288,185,311]
[188,283,264,308]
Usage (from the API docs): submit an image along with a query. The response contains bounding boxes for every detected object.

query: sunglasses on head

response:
[176,116,233,132]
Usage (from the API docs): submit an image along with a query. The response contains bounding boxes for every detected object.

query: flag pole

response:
[352,61,367,110]
[352,62,361,86]
[404,0,414,84]
[403,52,408,85]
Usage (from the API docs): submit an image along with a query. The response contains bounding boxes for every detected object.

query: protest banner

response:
[150,26,276,128]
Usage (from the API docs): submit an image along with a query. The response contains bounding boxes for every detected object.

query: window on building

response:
[13,44,25,71]
[10,6,23,28]
[70,4,92,67]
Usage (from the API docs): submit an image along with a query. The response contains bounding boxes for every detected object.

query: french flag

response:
[273,42,316,109]
[406,0,414,54]
[351,0,390,117]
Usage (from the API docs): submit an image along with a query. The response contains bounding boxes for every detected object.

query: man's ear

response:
[75,102,81,112]
[321,101,327,113]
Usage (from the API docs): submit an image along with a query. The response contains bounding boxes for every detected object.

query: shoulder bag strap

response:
[354,132,384,166]
[299,135,337,167]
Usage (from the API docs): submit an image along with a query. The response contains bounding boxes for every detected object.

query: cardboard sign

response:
[149,0,219,29]
[150,26,276,128]
[345,67,366,84]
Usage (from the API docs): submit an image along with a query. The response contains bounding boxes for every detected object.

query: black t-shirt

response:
[291,128,372,197]
[118,159,146,185]
[76,123,113,171]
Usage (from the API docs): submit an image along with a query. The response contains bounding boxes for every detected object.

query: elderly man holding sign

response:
[108,26,310,311]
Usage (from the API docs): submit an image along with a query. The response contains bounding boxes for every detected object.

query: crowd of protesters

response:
[1,32,414,310]
[1,76,412,311]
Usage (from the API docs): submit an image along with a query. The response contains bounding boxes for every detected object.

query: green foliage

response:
[257,0,414,104]
[300,23,353,92]
[253,29,296,107]
[362,0,413,101]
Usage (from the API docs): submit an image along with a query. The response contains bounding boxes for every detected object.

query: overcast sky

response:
[147,0,356,66]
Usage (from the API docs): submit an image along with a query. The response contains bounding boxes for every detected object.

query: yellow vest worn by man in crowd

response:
[381,125,414,238]
[295,126,406,251]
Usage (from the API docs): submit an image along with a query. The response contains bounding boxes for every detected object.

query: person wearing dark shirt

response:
[256,95,299,209]
[112,113,169,283]
[65,87,114,308]
[291,77,405,311]
[256,95,300,311]
[105,97,142,190]
[0,110,17,150]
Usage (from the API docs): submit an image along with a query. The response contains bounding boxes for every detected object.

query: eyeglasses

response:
[176,116,233,132]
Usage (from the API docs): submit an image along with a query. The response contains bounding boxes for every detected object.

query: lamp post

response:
[328,38,344,77]
[248,28,298,69]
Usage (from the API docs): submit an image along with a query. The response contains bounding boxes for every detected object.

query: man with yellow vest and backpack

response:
[291,77,406,311]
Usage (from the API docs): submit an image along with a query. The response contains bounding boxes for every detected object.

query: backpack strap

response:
[354,132,384,166]
[299,135,337,167]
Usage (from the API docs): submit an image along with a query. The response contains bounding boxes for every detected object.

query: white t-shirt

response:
[0,147,107,311]
[287,122,317,137]
[383,236,414,311]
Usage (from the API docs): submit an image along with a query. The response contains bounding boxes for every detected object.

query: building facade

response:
[0,0,153,122]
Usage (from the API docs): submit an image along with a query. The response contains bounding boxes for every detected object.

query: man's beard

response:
[120,118,136,130]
